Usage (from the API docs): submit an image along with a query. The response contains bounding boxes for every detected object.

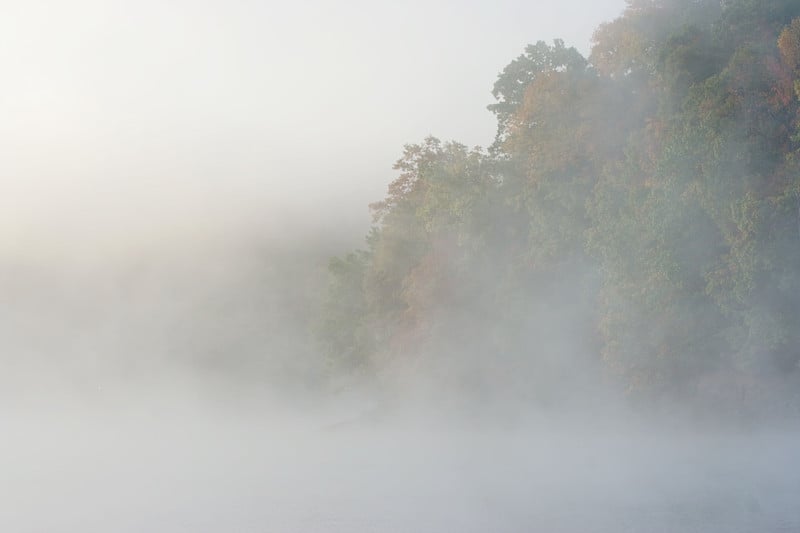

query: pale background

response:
[0,0,626,260]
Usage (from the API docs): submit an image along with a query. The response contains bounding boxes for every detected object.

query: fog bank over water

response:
[3,406,800,533]
[5,0,800,531]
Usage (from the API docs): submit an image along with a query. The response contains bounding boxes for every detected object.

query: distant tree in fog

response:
[318,0,800,414]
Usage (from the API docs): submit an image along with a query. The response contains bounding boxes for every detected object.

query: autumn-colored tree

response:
[318,0,800,414]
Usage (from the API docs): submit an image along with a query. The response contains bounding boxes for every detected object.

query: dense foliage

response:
[319,0,800,415]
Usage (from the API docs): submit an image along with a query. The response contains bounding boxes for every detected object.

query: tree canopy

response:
[318,0,800,417]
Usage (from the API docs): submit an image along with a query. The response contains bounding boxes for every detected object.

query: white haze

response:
[4,1,800,532]
[0,0,624,258]
[3,407,800,532]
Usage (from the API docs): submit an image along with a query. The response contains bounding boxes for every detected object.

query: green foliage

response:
[488,40,588,148]
[318,0,800,410]
[318,251,373,372]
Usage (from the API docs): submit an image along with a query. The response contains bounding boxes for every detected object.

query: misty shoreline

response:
[5,0,800,530]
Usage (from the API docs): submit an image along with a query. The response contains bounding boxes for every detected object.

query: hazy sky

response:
[0,0,626,260]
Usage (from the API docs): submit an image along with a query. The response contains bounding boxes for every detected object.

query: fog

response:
[4,0,800,531]
[4,408,800,532]
[0,0,624,257]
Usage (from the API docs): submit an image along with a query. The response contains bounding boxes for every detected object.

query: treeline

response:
[317,0,800,415]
